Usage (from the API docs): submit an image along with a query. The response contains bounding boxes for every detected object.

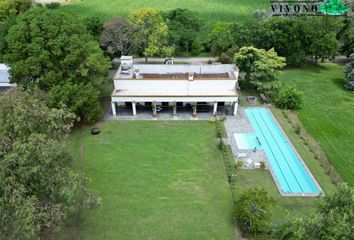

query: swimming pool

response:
[234,108,322,196]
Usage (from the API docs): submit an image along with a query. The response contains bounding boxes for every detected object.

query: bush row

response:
[282,110,342,185]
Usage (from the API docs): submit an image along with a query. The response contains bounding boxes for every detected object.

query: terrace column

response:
[111,101,117,116]
[233,100,238,116]
[173,102,177,117]
[192,102,197,117]
[213,102,218,116]
[152,102,157,118]
[132,102,137,116]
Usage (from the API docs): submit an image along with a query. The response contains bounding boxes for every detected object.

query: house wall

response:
[113,79,237,92]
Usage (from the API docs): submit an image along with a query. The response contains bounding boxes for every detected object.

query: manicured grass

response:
[278,64,354,184]
[64,121,235,240]
[233,108,337,223]
[61,0,268,23]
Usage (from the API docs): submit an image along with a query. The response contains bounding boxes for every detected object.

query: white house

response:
[111,56,239,117]
[0,64,16,88]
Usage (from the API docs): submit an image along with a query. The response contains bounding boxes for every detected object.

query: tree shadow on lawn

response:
[331,77,348,89]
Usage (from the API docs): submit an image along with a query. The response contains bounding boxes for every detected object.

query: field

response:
[278,64,354,184]
[58,121,235,240]
[61,0,269,23]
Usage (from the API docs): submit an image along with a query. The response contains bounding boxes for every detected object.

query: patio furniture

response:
[244,159,253,168]
[259,93,270,104]
[254,162,261,169]
[236,152,247,159]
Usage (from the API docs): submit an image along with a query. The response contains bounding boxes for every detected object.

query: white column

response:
[213,102,218,116]
[152,102,157,118]
[173,102,177,117]
[233,100,238,116]
[111,102,117,116]
[192,102,197,117]
[132,102,137,116]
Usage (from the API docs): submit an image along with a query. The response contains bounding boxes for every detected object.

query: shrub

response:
[344,53,354,88]
[236,160,244,169]
[45,2,61,9]
[275,85,303,109]
[260,161,266,169]
[294,125,301,135]
[234,188,273,234]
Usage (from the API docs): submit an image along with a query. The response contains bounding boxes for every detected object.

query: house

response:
[0,64,16,89]
[111,56,239,117]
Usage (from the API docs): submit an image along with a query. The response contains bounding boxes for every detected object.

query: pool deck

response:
[224,107,324,197]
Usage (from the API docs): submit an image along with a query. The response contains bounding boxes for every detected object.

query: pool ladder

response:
[256,137,262,146]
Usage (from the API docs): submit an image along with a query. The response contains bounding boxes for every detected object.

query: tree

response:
[234,188,273,234]
[274,184,354,240]
[84,16,104,40]
[307,16,342,63]
[3,7,110,122]
[128,7,174,62]
[345,53,354,90]
[0,89,97,240]
[208,22,234,55]
[234,46,286,92]
[275,85,303,109]
[99,16,137,56]
[0,0,32,20]
[258,18,312,65]
[164,8,202,53]
[340,17,354,57]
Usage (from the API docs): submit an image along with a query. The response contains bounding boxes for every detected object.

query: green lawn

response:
[233,108,338,224]
[63,121,235,240]
[278,64,354,184]
[61,0,268,23]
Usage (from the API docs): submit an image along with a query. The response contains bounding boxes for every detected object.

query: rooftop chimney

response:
[188,72,194,81]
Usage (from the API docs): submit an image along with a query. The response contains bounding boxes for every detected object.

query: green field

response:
[62,121,235,240]
[61,0,269,23]
[278,64,354,184]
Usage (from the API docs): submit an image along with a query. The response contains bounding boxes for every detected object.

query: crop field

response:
[60,0,269,23]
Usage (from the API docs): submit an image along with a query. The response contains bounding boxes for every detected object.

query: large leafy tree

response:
[0,89,97,240]
[128,7,174,62]
[0,0,32,20]
[99,16,137,56]
[234,46,286,92]
[258,18,312,65]
[234,188,274,234]
[307,16,343,63]
[3,7,110,122]
[164,8,202,53]
[208,22,235,55]
[274,184,354,240]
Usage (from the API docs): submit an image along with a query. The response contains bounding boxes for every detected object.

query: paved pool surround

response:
[226,107,323,197]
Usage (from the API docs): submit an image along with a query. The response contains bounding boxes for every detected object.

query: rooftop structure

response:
[111,56,239,118]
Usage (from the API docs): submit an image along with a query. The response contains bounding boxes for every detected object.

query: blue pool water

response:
[235,108,320,195]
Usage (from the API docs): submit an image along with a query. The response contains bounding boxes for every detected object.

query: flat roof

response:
[112,89,238,98]
[114,64,238,80]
